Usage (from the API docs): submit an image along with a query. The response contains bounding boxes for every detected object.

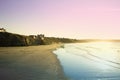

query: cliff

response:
[0,32,78,46]
[0,32,28,46]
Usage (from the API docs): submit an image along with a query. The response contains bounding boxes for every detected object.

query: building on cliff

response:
[29,35,36,39]
[28,34,45,45]
[37,34,45,40]
[0,28,6,32]
[29,34,45,40]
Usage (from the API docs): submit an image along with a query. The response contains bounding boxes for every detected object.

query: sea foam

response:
[53,42,120,80]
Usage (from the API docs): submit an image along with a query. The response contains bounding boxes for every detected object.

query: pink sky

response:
[0,0,120,39]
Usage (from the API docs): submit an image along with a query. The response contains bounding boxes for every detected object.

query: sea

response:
[53,42,120,80]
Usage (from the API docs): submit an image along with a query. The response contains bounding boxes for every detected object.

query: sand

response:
[0,44,67,80]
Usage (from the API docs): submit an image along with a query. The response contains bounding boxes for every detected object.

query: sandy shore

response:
[0,44,67,80]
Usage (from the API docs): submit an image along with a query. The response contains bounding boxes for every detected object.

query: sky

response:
[0,0,120,39]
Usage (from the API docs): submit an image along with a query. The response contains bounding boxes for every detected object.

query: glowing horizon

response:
[0,0,120,39]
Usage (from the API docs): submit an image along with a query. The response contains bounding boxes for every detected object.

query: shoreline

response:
[0,44,67,80]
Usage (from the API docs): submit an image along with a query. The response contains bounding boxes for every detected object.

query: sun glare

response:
[86,41,119,70]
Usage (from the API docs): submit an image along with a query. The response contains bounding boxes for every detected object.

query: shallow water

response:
[53,42,120,80]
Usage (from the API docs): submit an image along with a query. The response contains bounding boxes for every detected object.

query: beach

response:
[0,44,67,80]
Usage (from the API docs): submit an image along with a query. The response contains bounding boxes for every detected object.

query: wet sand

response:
[0,44,67,80]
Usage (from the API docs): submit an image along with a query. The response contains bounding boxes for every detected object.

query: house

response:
[37,34,45,40]
[29,34,45,40]
[0,28,6,32]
